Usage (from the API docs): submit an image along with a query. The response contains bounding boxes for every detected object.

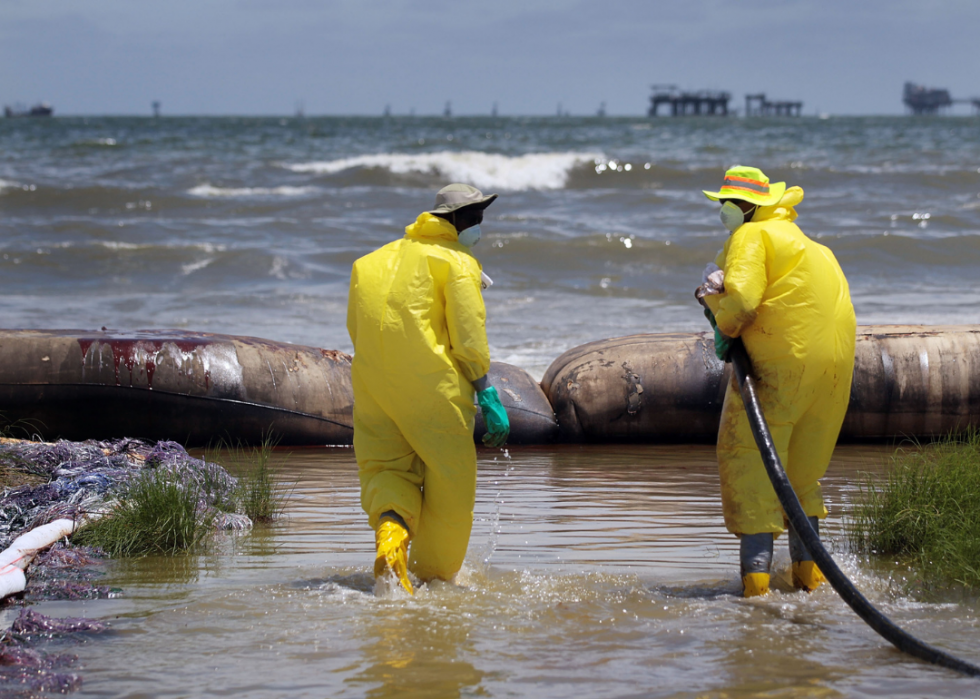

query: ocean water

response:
[2,115,979,378]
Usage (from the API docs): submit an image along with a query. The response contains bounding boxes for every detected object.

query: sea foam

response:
[282,151,603,191]
[188,184,320,198]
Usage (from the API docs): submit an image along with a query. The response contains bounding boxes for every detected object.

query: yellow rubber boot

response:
[789,515,826,592]
[792,561,826,592]
[742,572,770,597]
[374,518,413,595]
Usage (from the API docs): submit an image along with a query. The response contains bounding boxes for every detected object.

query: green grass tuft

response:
[848,431,980,588]
[204,438,289,524]
[72,438,289,557]
[74,468,214,557]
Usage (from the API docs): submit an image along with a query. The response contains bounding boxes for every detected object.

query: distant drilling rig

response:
[647,86,731,116]
[903,82,980,115]
[647,85,803,117]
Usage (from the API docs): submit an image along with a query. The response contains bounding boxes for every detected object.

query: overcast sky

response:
[1,0,978,117]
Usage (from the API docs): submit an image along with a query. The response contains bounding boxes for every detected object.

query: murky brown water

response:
[31,445,980,698]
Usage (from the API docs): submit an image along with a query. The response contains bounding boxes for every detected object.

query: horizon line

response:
[8,111,973,119]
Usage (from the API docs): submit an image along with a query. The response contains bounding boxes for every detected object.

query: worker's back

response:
[346,213,490,412]
[714,187,856,381]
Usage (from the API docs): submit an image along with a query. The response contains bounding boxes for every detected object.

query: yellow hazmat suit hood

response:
[754,185,803,223]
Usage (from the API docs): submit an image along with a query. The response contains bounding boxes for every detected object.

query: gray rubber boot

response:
[740,533,774,597]
[740,533,774,577]
[788,516,820,563]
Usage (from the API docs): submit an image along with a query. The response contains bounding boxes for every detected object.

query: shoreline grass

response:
[204,438,290,524]
[72,439,289,557]
[847,431,980,589]
[73,468,214,557]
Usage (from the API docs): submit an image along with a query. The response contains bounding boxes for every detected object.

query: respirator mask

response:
[720,201,756,232]
[457,224,482,247]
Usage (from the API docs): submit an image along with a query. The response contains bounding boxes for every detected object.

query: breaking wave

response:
[72,137,119,147]
[187,184,320,198]
[281,151,604,191]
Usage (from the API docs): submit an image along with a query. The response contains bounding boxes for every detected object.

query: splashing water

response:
[478,448,514,571]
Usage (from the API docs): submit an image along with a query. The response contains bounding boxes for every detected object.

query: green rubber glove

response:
[477,386,510,447]
[703,307,732,363]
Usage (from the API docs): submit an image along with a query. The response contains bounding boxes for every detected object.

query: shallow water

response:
[32,445,980,698]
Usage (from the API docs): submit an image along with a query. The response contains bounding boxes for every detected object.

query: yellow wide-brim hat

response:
[702,165,786,206]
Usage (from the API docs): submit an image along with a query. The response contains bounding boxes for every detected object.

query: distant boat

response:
[4,102,54,118]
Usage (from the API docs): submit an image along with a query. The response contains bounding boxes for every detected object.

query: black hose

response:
[729,339,980,677]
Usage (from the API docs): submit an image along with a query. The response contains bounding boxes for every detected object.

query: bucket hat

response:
[703,166,786,206]
[429,183,498,215]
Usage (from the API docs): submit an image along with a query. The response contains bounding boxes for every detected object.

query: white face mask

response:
[457,224,482,247]
[719,201,755,232]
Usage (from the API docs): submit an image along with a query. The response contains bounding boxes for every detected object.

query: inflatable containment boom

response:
[474,361,559,445]
[541,325,980,443]
[0,330,556,447]
[844,325,980,439]
[541,331,725,443]
[0,329,355,446]
[1,326,976,446]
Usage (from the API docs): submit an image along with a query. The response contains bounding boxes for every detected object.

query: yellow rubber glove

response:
[374,518,413,594]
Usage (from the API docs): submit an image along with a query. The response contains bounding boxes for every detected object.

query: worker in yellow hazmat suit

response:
[697,166,856,598]
[347,183,510,594]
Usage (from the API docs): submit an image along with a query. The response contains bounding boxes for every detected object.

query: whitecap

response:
[97,241,142,250]
[181,258,214,275]
[0,179,20,192]
[187,184,320,198]
[95,241,228,253]
[280,151,604,191]
[269,256,289,280]
[73,138,118,147]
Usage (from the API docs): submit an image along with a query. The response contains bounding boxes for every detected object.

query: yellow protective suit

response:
[347,212,490,581]
[704,187,856,535]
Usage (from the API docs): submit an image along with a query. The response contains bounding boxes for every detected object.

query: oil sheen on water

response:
[29,445,980,698]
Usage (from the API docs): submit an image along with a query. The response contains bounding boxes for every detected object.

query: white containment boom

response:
[0,519,80,599]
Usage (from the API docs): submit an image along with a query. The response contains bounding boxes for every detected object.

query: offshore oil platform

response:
[647,86,802,117]
[902,82,980,115]
[744,93,803,117]
[648,85,731,116]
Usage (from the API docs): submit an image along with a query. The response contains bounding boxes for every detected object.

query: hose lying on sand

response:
[729,339,980,677]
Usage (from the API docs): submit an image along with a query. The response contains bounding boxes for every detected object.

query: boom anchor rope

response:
[729,338,980,678]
